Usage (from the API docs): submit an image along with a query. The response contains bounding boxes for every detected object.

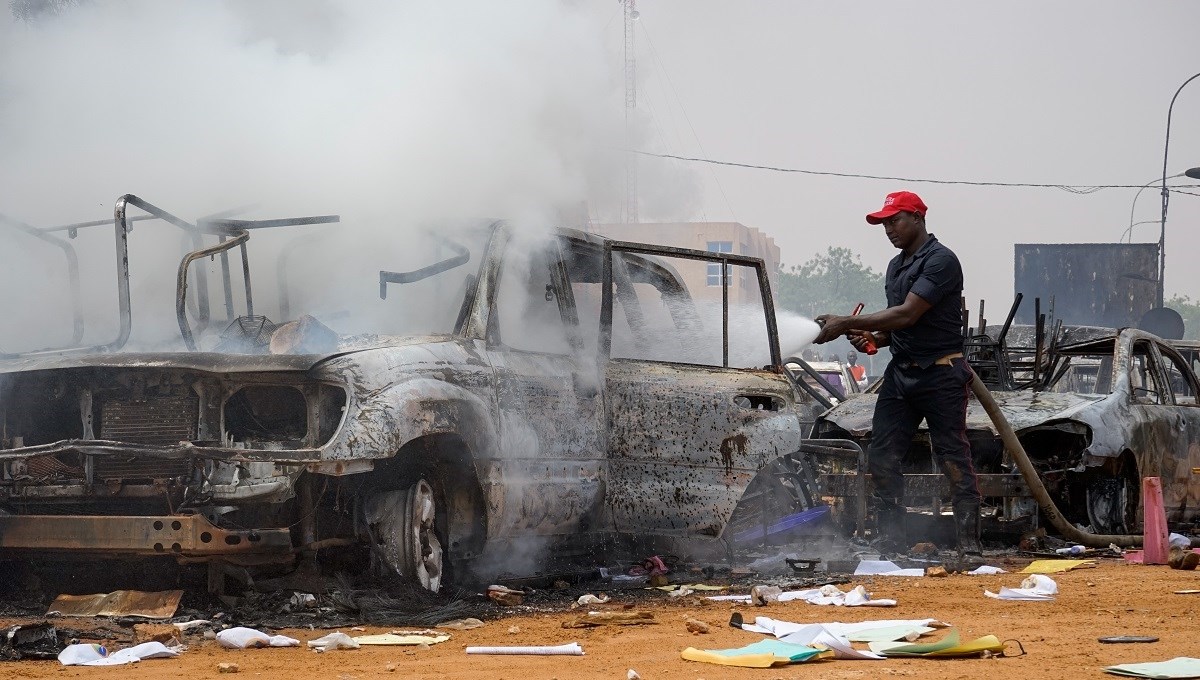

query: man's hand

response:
[814,314,850,344]
[847,329,881,351]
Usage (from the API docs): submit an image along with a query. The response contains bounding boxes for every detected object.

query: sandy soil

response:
[4,558,1200,680]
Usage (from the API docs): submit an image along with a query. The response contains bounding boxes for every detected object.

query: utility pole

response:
[623,0,638,224]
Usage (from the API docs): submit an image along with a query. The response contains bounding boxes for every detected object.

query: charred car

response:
[0,195,810,592]
[812,319,1200,538]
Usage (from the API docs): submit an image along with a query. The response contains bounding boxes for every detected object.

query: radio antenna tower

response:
[623,0,639,223]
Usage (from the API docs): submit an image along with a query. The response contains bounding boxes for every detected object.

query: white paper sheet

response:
[853,560,924,576]
[967,565,1007,575]
[738,617,948,661]
[708,584,895,607]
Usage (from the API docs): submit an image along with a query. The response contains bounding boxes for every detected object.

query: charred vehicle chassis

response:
[0,195,818,592]
[812,295,1200,541]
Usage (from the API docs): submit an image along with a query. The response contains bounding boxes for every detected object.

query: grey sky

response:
[623,1,1200,315]
[0,0,1197,334]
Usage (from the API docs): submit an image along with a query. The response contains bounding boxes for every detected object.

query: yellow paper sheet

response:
[1021,559,1094,573]
[680,647,789,668]
[924,634,1005,657]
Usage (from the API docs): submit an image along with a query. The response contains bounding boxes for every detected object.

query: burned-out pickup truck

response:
[812,320,1200,539]
[0,196,811,592]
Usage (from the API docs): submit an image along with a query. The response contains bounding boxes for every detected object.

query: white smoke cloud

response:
[0,0,701,352]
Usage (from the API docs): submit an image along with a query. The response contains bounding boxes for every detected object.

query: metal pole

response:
[1158,72,1200,308]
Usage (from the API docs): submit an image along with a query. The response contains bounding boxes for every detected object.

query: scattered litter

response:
[1125,549,1200,564]
[1173,590,1200,595]
[353,633,450,646]
[562,611,655,628]
[58,641,180,666]
[681,639,832,667]
[868,629,1006,657]
[1103,657,1200,678]
[572,593,610,608]
[47,590,183,619]
[465,642,584,656]
[1055,545,1086,556]
[1169,548,1200,570]
[289,593,317,609]
[215,627,301,649]
[653,583,728,592]
[1021,559,1094,573]
[854,560,924,577]
[173,620,211,632]
[711,584,895,607]
[967,565,1007,575]
[1099,636,1159,644]
[685,618,710,634]
[308,632,360,652]
[437,618,485,630]
[487,585,525,606]
[985,574,1057,601]
[626,670,641,680]
[732,615,948,660]
[218,662,240,673]
[1169,533,1193,550]
[750,585,783,605]
[507,625,521,634]
[668,586,694,598]
[629,555,669,576]
[1,622,61,660]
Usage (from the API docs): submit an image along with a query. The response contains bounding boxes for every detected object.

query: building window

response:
[706,241,733,286]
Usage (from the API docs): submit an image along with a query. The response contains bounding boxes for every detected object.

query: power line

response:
[632,149,1200,194]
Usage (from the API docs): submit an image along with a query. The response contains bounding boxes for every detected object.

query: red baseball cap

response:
[866,191,928,224]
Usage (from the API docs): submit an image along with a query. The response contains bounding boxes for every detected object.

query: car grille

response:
[100,395,198,446]
[93,455,192,481]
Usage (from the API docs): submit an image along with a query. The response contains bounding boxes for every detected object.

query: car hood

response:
[0,334,453,375]
[818,388,1107,437]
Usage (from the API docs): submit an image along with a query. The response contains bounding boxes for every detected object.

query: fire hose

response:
[969,372,1143,548]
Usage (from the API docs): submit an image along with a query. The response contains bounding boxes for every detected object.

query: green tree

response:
[1168,295,1200,340]
[776,247,886,319]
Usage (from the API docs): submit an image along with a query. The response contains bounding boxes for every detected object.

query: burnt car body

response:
[812,323,1200,537]
[0,196,809,591]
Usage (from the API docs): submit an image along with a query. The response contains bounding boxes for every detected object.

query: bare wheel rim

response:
[401,479,443,592]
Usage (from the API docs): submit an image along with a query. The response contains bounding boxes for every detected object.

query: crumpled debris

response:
[629,556,669,577]
[985,574,1057,601]
[216,627,300,649]
[487,585,525,606]
[308,631,360,652]
[571,593,610,609]
[58,641,181,666]
[437,618,485,631]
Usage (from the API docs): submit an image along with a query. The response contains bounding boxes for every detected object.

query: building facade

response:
[590,222,781,306]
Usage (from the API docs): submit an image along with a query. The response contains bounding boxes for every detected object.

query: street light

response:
[1158,72,1200,308]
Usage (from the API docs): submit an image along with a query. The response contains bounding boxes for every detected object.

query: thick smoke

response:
[0,0,700,352]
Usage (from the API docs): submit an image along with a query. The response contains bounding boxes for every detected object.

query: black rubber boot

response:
[953,500,983,561]
[873,498,908,557]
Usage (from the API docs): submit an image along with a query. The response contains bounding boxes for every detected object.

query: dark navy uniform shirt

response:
[884,234,965,368]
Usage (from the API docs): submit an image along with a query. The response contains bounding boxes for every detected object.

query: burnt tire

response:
[1085,456,1140,535]
[363,479,445,593]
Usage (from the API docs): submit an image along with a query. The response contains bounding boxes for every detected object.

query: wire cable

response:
[632,149,1200,194]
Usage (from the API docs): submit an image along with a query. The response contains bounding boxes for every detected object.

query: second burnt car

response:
[812,322,1200,538]
[0,195,814,592]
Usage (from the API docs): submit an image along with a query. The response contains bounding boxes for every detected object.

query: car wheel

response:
[1085,460,1139,535]
[364,479,445,593]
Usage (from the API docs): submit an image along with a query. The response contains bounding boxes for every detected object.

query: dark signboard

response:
[1013,243,1159,328]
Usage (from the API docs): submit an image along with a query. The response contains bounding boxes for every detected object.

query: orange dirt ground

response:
[4,558,1199,680]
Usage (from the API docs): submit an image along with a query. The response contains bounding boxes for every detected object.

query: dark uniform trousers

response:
[867,356,982,509]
